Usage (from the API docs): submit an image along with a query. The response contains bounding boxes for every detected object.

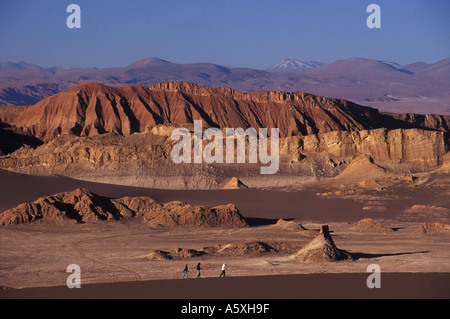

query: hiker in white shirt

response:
[219,263,226,277]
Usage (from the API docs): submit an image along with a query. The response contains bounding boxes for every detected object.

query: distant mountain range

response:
[0,57,449,114]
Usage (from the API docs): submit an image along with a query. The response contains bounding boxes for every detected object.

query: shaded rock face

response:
[11,82,449,142]
[0,119,43,156]
[290,225,353,262]
[0,188,248,227]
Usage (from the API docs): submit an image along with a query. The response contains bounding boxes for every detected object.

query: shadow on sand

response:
[244,217,280,226]
[350,250,430,260]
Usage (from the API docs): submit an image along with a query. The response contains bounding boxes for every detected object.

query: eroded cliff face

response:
[11,82,449,142]
[281,128,448,170]
[2,82,448,189]
[0,126,447,187]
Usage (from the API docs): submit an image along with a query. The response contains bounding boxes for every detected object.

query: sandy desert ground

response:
[0,171,449,299]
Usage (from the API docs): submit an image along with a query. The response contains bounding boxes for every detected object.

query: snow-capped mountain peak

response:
[267,59,325,73]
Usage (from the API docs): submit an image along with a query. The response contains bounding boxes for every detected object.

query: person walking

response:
[182,264,189,279]
[196,262,202,278]
[219,263,226,277]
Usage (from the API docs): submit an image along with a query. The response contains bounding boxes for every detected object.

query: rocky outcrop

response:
[0,132,174,172]
[143,241,299,260]
[0,188,130,225]
[130,200,248,228]
[282,128,448,171]
[1,82,447,187]
[12,82,450,142]
[0,127,447,176]
[273,219,306,232]
[401,205,450,222]
[223,177,248,189]
[142,248,206,260]
[272,219,320,237]
[214,241,277,256]
[350,218,393,232]
[333,155,386,181]
[381,112,449,133]
[0,105,30,123]
[415,222,450,234]
[290,225,353,262]
[205,240,300,256]
[0,188,248,227]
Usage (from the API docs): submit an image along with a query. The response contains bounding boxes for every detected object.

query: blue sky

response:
[0,0,449,69]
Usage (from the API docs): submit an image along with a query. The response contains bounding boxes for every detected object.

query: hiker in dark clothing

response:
[196,262,202,278]
[182,264,189,279]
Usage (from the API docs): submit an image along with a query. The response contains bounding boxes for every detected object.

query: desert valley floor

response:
[0,170,449,299]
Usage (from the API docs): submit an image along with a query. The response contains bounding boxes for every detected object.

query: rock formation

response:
[136,201,248,228]
[290,225,353,262]
[351,218,392,232]
[294,128,448,171]
[333,155,387,181]
[0,188,127,225]
[204,240,300,256]
[416,222,450,234]
[273,219,306,232]
[11,82,450,142]
[223,177,248,189]
[0,188,248,227]
[401,205,450,222]
[215,241,276,256]
[0,126,447,178]
[272,219,320,237]
[143,241,299,260]
[0,82,447,189]
[142,248,205,260]
[142,250,173,261]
